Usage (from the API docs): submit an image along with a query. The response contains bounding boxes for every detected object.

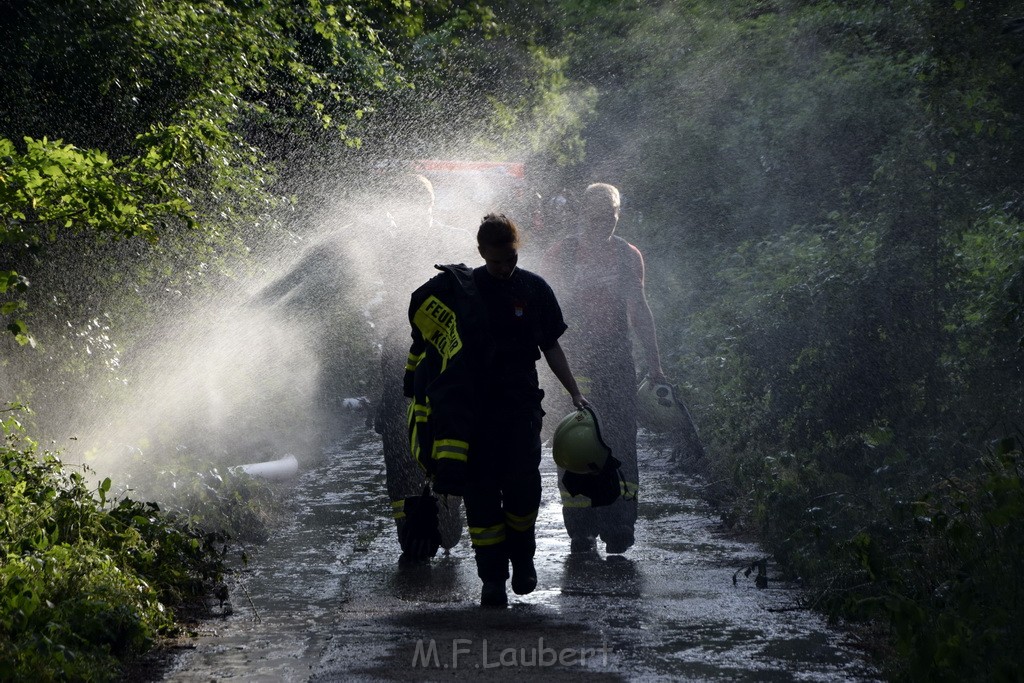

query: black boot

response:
[481,580,508,607]
[569,535,596,553]
[510,558,537,595]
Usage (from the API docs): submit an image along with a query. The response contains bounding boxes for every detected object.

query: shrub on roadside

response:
[0,411,229,681]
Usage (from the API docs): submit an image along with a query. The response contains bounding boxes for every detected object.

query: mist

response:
[23,144,573,483]
[2,2,1023,677]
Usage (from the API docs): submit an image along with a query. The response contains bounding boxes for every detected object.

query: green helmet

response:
[552,406,612,474]
[637,378,684,433]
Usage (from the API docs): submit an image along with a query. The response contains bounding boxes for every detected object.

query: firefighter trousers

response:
[463,411,543,583]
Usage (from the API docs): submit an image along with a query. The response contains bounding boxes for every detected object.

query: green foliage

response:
[0,0,398,441]
[0,136,189,242]
[878,444,1024,680]
[0,135,193,346]
[0,0,403,338]
[347,2,594,173]
[478,45,597,166]
[0,410,229,681]
[530,0,1024,678]
[0,0,588,443]
[6,0,1021,677]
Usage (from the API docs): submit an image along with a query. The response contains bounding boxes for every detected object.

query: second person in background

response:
[542,182,666,554]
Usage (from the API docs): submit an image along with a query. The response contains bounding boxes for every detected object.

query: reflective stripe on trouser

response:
[469,523,506,547]
[504,509,538,533]
[468,511,540,544]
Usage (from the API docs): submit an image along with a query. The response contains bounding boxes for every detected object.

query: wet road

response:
[164,431,879,682]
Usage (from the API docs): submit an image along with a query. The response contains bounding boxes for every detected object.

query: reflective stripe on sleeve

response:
[432,438,469,462]
[410,401,431,423]
[405,350,426,372]
[391,499,406,520]
[407,400,432,468]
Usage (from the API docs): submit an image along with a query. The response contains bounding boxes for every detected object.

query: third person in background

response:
[372,173,473,563]
[541,182,666,554]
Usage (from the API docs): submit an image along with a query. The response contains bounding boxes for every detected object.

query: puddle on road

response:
[164,431,879,682]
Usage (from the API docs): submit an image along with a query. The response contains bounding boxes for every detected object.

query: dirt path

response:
[162,431,878,681]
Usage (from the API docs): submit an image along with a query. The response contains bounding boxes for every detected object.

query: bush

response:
[875,442,1024,681]
[0,410,228,681]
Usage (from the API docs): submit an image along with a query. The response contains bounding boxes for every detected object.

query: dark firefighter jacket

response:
[403,264,492,496]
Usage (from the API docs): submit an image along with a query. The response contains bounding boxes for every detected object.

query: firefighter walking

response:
[405,214,588,606]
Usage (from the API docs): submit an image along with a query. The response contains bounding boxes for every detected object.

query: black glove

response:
[561,455,625,507]
[398,488,442,561]
[432,458,468,497]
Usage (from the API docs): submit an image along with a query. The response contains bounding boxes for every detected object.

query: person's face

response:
[478,243,519,279]
[391,198,433,233]
[582,196,619,240]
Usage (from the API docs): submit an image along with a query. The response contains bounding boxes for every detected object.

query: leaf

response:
[1,301,26,315]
